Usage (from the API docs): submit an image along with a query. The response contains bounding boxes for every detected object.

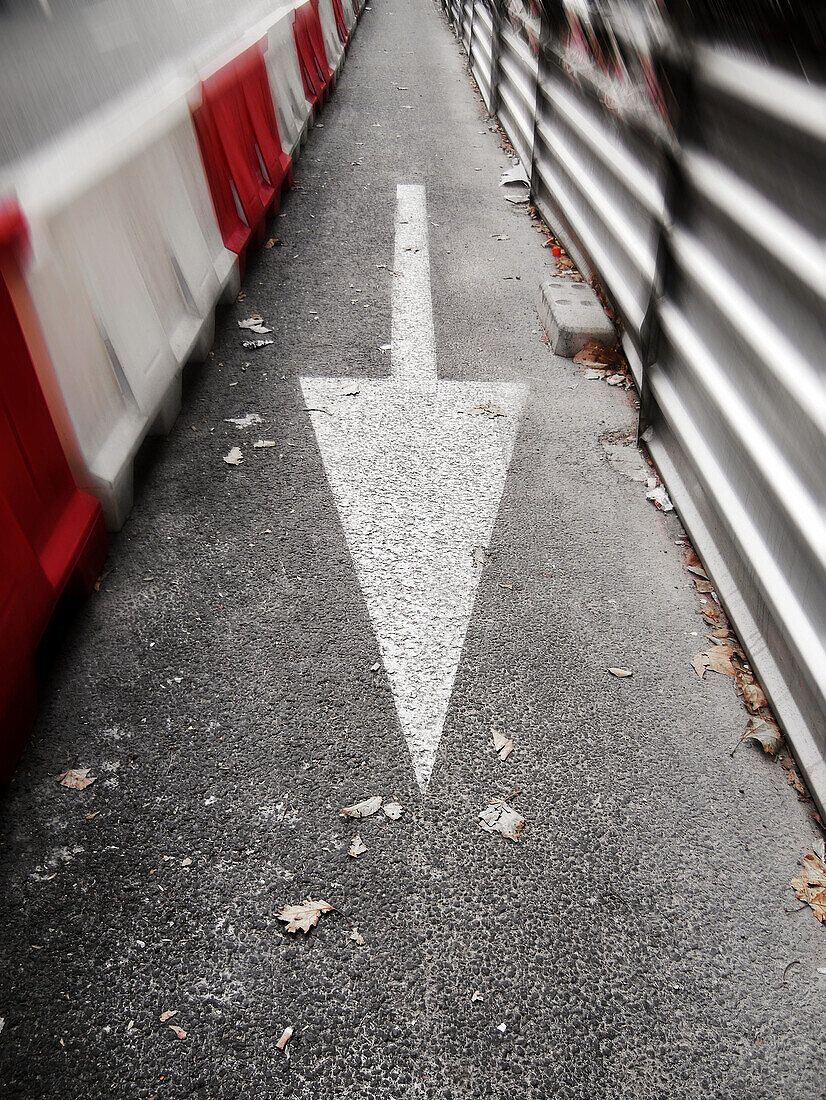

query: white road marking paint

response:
[301,184,525,790]
[392,185,436,385]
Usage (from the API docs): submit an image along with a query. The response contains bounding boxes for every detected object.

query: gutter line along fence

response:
[440,0,826,813]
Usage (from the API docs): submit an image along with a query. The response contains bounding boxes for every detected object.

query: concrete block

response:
[537,277,616,357]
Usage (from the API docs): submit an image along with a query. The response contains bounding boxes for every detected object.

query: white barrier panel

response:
[342,0,358,34]
[317,0,345,77]
[10,72,238,529]
[260,8,314,157]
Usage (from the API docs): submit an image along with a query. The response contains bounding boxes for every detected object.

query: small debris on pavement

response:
[490,730,515,760]
[383,802,404,820]
[348,834,367,858]
[349,928,366,947]
[159,1011,178,1022]
[479,800,524,842]
[472,546,493,569]
[608,668,633,678]
[499,161,530,200]
[278,899,333,934]
[242,339,274,350]
[379,343,391,351]
[223,447,243,466]
[276,1026,294,1051]
[464,401,505,419]
[238,317,272,334]
[253,440,277,449]
[58,768,96,790]
[340,796,382,818]
[645,480,674,512]
[496,1021,507,1033]
[169,1025,187,1040]
[791,846,826,924]
[224,413,262,429]
[490,234,510,241]
[471,990,485,1003]
[742,717,782,756]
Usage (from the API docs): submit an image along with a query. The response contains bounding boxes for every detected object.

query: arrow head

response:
[300,376,526,789]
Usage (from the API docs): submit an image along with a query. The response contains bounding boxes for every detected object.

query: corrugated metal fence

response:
[439,0,826,813]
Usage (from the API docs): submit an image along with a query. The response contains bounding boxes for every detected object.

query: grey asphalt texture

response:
[1,1,825,1097]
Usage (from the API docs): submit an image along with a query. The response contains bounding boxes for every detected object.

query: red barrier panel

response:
[194,42,294,261]
[326,0,350,44]
[292,1,334,110]
[0,201,107,781]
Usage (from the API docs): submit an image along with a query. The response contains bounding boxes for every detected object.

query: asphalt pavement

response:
[0,1,824,1097]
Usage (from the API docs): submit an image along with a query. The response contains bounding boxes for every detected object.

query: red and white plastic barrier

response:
[0,0,365,774]
[2,0,364,531]
[292,0,335,111]
[0,201,107,780]
[315,0,348,74]
[14,75,239,528]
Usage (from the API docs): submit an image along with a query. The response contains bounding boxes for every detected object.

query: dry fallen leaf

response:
[691,652,709,679]
[159,1010,178,1023]
[780,756,808,798]
[237,317,272,334]
[705,646,735,677]
[687,564,708,580]
[464,401,505,419]
[479,801,524,842]
[276,1025,293,1050]
[742,717,782,756]
[278,899,333,934]
[340,796,382,819]
[223,447,243,466]
[490,730,515,760]
[169,1025,187,1040]
[348,834,367,858]
[608,668,633,679]
[58,768,96,790]
[791,850,826,924]
[383,802,403,820]
[742,682,768,711]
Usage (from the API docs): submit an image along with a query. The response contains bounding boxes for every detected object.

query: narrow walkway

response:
[1,2,823,1097]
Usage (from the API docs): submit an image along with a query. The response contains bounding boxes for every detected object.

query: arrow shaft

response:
[392,184,437,386]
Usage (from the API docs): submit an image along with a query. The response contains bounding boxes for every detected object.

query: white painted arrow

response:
[300,184,526,790]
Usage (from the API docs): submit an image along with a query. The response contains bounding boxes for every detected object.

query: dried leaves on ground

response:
[791,847,826,924]
[742,717,782,756]
[340,796,382,819]
[58,768,96,790]
[479,801,524,842]
[278,899,333,934]
[348,835,367,858]
[490,730,515,760]
[464,401,505,419]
